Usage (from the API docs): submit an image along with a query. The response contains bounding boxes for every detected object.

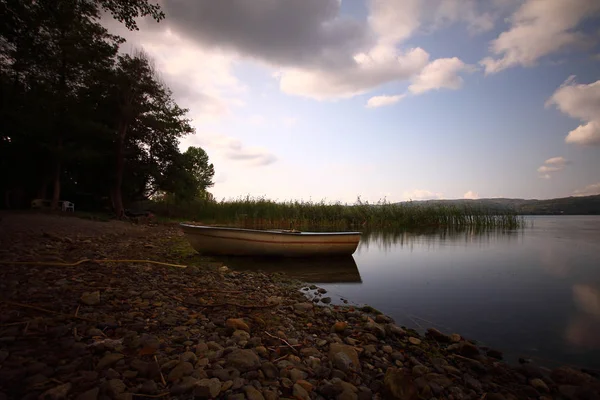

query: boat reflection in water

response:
[214,255,362,284]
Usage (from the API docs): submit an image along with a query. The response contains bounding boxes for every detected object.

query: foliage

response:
[0,0,214,212]
[147,196,524,230]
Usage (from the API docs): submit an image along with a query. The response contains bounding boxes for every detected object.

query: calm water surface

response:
[225,216,600,370]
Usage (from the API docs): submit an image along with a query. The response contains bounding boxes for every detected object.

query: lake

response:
[223,216,600,370]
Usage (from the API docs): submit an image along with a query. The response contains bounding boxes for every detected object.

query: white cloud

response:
[546,76,600,146]
[276,0,478,100]
[409,57,473,94]
[279,46,430,100]
[537,156,570,178]
[282,117,298,128]
[403,189,444,200]
[248,114,266,125]
[463,190,479,199]
[366,94,405,108]
[480,0,600,74]
[102,19,245,124]
[573,183,600,197]
[187,132,277,167]
[431,0,496,33]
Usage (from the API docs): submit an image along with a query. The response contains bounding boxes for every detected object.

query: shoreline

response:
[0,214,599,399]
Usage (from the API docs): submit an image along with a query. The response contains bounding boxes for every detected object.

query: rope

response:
[0,259,187,268]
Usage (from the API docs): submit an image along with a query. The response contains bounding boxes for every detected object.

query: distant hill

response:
[393,195,600,215]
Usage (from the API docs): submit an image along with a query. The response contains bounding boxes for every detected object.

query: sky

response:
[104,0,600,203]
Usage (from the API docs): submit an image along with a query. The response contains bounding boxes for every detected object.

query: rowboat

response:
[180,224,361,257]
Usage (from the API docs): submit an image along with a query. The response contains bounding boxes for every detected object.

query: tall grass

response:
[147,196,524,230]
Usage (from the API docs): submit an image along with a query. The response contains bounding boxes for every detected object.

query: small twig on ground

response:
[154,355,166,386]
[75,304,80,317]
[264,331,299,354]
[183,288,243,294]
[132,393,170,398]
[0,321,31,327]
[0,300,97,323]
[273,353,290,362]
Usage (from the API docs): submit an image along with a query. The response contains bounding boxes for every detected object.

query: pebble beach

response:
[0,213,598,400]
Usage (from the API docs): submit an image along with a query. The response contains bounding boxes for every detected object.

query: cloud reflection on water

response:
[566,284,600,349]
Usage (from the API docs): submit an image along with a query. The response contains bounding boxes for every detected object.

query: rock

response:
[80,291,100,306]
[103,379,126,398]
[232,330,251,342]
[426,328,450,342]
[75,388,99,400]
[458,342,480,358]
[465,375,483,392]
[366,319,386,338]
[551,367,594,385]
[96,353,124,370]
[408,337,421,345]
[412,365,429,376]
[329,343,360,372]
[87,328,104,337]
[105,368,121,379]
[261,362,279,379]
[290,368,308,382]
[196,342,209,355]
[338,390,358,400]
[487,349,503,360]
[296,379,313,392]
[185,266,200,275]
[170,376,198,395]
[321,297,332,304]
[300,347,321,357]
[450,333,461,342]
[426,373,453,388]
[226,349,260,372]
[180,351,198,364]
[530,378,550,393]
[386,324,406,337]
[333,352,354,372]
[211,368,240,381]
[168,362,194,382]
[244,385,266,400]
[140,380,157,394]
[263,389,278,400]
[232,377,245,390]
[228,394,246,400]
[194,378,222,398]
[293,303,314,313]
[140,291,158,299]
[248,344,265,357]
[318,288,328,294]
[226,318,250,332]
[384,367,418,400]
[382,345,393,354]
[293,383,310,400]
[40,383,71,399]
[333,321,347,332]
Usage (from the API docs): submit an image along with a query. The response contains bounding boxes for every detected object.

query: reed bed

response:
[149,196,525,230]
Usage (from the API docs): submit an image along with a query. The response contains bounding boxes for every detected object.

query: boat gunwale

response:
[179,223,362,237]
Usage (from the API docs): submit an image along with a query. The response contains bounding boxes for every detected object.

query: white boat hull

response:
[180,224,361,257]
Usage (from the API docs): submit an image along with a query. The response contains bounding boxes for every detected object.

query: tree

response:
[182,146,215,193]
[97,49,194,216]
[0,0,164,209]
[0,0,212,215]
